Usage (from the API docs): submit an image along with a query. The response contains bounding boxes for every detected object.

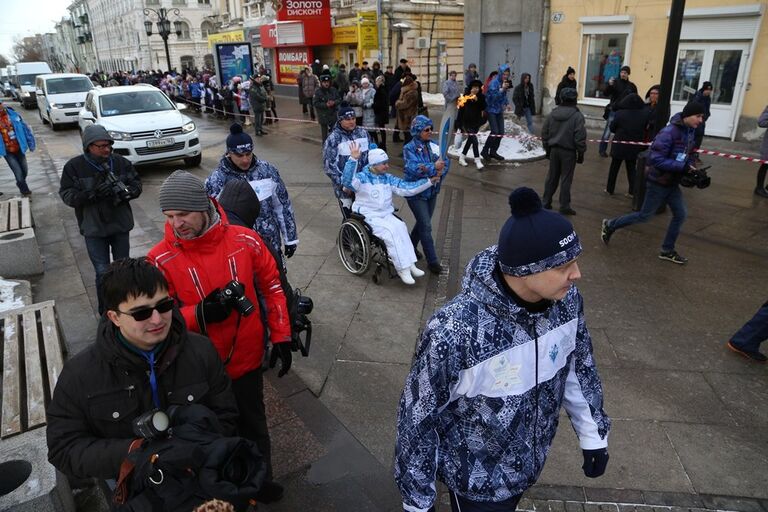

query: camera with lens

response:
[105,171,133,204]
[132,408,175,439]
[291,289,313,357]
[222,280,255,316]
[680,165,711,189]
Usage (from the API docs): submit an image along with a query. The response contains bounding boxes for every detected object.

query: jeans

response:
[84,232,130,314]
[407,194,438,265]
[607,181,687,252]
[731,299,768,353]
[599,112,615,155]
[253,109,264,134]
[522,107,534,133]
[4,151,30,194]
[482,111,504,156]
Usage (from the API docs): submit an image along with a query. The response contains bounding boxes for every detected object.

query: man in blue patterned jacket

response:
[205,123,298,263]
[322,104,371,208]
[395,187,610,512]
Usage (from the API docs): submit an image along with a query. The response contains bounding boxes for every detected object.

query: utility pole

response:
[656,0,686,132]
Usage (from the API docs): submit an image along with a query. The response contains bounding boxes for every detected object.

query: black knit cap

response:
[226,123,253,154]
[159,170,210,212]
[681,101,705,119]
[497,188,582,276]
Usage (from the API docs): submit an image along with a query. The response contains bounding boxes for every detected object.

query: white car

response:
[36,73,94,130]
[77,85,202,167]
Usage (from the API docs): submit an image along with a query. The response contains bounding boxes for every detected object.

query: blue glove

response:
[582,448,609,478]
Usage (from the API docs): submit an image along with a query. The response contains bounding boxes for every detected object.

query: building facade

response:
[542,0,767,142]
[67,0,99,73]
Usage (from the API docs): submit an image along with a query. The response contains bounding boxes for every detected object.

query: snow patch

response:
[0,278,25,313]
[449,119,546,162]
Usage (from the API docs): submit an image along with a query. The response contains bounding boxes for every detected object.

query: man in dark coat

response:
[541,87,586,216]
[555,66,577,106]
[606,93,648,195]
[313,74,342,143]
[59,124,142,314]
[688,81,712,150]
[46,258,238,481]
[599,65,637,156]
[601,102,705,265]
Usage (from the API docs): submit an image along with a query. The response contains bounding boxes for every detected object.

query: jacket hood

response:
[615,93,645,111]
[551,105,580,121]
[519,72,531,84]
[496,64,510,85]
[217,176,260,228]
[669,112,685,127]
[96,308,186,373]
[460,246,532,321]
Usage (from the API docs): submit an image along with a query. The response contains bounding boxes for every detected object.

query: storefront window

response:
[710,49,741,105]
[672,49,703,102]
[583,34,628,99]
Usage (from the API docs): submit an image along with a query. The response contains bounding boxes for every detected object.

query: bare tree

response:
[0,54,9,68]
[12,34,44,62]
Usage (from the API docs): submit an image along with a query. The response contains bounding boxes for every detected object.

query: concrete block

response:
[0,229,43,277]
[0,428,75,512]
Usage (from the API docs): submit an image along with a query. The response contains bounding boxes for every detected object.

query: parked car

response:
[77,85,202,167]
[13,61,52,108]
[36,73,94,130]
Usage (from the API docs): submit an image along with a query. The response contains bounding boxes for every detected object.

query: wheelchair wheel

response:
[338,218,371,275]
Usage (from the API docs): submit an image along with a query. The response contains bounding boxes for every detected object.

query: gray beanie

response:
[158,170,210,212]
[82,124,114,152]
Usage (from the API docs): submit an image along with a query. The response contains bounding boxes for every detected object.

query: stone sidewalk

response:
[2,96,766,512]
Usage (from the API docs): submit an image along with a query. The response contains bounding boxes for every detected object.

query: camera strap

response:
[113,438,144,505]
[222,314,242,366]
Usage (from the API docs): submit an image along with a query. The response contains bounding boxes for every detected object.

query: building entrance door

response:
[670,42,749,138]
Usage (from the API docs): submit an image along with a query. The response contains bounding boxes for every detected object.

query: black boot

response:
[756,165,768,198]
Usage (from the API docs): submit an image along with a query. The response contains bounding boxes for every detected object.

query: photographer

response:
[601,102,706,265]
[46,258,238,486]
[60,125,142,314]
[147,170,292,504]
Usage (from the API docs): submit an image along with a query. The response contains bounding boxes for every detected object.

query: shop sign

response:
[207,30,245,48]
[276,0,332,46]
[276,47,312,85]
[260,21,305,47]
[332,26,358,44]
[359,24,378,50]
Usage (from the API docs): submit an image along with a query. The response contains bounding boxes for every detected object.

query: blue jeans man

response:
[522,107,534,133]
[481,112,505,159]
[598,111,615,156]
[4,150,31,195]
[727,300,768,362]
[407,194,438,269]
[84,233,130,314]
[601,181,688,264]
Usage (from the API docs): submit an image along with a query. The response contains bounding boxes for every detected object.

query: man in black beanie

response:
[396,187,610,512]
[600,65,637,156]
[541,87,586,215]
[59,124,142,314]
[601,102,705,265]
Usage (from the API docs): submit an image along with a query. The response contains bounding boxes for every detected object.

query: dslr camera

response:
[680,165,711,189]
[221,280,255,316]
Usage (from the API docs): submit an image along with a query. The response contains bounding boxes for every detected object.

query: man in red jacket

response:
[147,170,292,503]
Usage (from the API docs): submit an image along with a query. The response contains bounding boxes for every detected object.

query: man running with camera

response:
[59,125,142,314]
[147,170,292,503]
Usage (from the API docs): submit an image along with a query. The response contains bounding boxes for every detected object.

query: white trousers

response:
[365,214,417,271]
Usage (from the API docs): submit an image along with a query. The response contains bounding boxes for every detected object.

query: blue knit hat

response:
[497,188,582,276]
[337,104,356,120]
[226,123,253,154]
[410,115,432,136]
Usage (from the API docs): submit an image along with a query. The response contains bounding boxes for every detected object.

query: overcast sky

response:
[0,0,72,61]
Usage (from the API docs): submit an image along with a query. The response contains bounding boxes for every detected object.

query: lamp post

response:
[143,7,182,72]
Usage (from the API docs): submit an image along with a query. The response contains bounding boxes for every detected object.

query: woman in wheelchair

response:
[342,141,440,284]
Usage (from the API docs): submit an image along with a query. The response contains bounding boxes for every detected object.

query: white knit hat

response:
[368,148,388,166]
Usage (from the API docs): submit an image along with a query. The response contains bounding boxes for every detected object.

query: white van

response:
[14,62,52,108]
[36,74,94,130]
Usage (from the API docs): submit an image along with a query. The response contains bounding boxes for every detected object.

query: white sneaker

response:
[409,264,425,278]
[475,158,484,170]
[398,269,415,285]
[458,155,468,167]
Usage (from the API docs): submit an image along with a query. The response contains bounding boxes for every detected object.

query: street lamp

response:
[143,7,182,72]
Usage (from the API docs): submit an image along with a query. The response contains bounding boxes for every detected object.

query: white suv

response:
[78,85,202,167]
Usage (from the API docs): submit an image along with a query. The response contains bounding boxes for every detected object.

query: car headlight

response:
[49,103,59,109]
[181,121,195,133]
[108,130,133,141]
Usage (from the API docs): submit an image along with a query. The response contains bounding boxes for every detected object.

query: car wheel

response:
[51,121,60,131]
[184,154,202,167]
[39,109,49,124]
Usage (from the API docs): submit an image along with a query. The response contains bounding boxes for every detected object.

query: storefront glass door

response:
[670,42,749,138]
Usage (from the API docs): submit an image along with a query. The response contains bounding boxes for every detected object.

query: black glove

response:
[284,244,297,259]
[269,342,293,378]
[582,448,609,478]
[95,180,113,197]
[576,151,585,164]
[196,288,232,325]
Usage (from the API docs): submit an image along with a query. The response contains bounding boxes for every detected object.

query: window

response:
[579,16,633,101]
[178,21,191,40]
[583,34,628,98]
[172,0,186,5]
[200,20,214,37]
[198,0,210,4]
[180,56,195,71]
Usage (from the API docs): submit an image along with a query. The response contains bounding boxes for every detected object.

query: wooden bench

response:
[0,301,65,438]
[0,197,33,234]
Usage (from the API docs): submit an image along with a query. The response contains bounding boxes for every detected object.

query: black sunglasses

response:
[117,297,175,321]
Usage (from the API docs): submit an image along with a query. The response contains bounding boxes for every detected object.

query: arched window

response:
[180,55,195,71]
[201,20,214,38]
[178,21,191,40]
[203,54,214,69]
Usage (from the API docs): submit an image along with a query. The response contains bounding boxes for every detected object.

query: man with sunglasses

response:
[60,124,142,314]
[47,258,238,484]
[148,169,292,504]
[322,104,371,208]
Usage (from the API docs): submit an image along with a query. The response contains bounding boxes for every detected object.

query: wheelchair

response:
[336,201,397,285]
